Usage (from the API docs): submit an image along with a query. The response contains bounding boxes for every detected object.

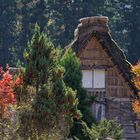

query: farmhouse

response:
[65,16,139,140]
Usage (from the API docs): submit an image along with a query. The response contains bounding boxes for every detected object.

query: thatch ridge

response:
[64,16,138,95]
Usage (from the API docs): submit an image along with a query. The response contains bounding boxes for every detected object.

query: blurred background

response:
[0,0,139,66]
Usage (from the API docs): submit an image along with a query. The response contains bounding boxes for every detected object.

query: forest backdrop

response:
[0,0,140,66]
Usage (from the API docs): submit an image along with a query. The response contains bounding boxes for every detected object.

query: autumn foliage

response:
[0,64,22,118]
[132,61,140,116]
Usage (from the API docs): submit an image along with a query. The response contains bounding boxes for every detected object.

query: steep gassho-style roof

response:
[65,16,138,95]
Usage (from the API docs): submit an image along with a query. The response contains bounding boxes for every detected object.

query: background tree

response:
[18,24,81,140]
[0,0,18,66]
[0,0,140,66]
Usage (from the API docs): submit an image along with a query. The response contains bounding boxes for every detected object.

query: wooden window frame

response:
[82,69,106,89]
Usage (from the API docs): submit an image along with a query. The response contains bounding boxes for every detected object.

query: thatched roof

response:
[64,16,138,95]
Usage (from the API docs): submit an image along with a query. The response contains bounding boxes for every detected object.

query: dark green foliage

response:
[0,0,140,66]
[61,49,82,89]
[61,49,95,140]
[122,0,140,62]
[18,25,81,139]
[102,0,140,63]
[24,24,57,88]
[0,0,18,66]
[82,119,123,140]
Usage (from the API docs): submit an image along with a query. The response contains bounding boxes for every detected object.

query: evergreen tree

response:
[18,24,81,139]
[82,119,123,140]
[1,0,140,66]
[102,0,140,63]
[18,0,46,63]
[0,0,17,66]
[61,49,94,140]
[123,0,140,62]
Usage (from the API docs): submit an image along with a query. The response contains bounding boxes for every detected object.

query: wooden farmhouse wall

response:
[78,37,136,125]
[78,37,132,98]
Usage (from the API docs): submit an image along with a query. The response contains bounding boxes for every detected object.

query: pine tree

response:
[18,24,81,139]
[82,119,123,140]
[61,49,94,140]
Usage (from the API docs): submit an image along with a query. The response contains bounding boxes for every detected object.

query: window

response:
[94,69,105,88]
[91,103,105,121]
[82,70,92,88]
[82,69,105,88]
